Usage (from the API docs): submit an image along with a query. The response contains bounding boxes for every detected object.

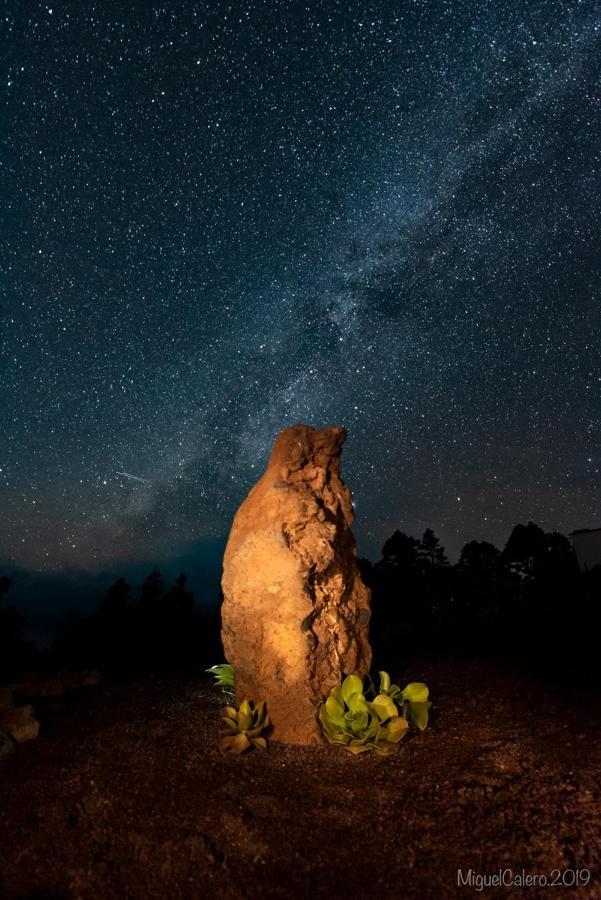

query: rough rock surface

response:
[221,424,371,745]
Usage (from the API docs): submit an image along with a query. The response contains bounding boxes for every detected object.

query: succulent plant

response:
[376,670,402,701]
[400,681,431,731]
[370,672,431,732]
[206,663,235,688]
[206,663,235,702]
[319,674,408,755]
[219,699,270,753]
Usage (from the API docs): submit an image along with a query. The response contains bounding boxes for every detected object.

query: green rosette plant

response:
[219,699,270,753]
[376,670,402,701]
[371,672,432,732]
[399,681,431,731]
[319,674,409,756]
[206,663,235,688]
[206,663,235,702]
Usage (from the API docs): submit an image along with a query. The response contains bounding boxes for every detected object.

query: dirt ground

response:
[0,655,600,900]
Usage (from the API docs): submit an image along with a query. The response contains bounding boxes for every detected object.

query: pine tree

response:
[140,568,164,611]
[381,530,419,568]
[457,541,500,575]
[165,572,194,615]
[418,529,449,568]
[98,578,131,619]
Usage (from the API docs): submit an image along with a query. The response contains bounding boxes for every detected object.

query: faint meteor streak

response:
[116,471,149,484]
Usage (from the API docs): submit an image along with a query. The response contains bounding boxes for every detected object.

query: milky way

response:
[3,0,601,570]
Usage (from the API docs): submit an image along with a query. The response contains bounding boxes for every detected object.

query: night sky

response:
[3,0,601,573]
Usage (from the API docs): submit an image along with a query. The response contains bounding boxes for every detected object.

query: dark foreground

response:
[0,656,600,900]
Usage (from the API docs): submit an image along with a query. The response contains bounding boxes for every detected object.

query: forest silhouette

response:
[1,521,600,681]
[361,521,600,673]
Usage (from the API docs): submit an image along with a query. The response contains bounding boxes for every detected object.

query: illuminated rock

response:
[221,424,371,745]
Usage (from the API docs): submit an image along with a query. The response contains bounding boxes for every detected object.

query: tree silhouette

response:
[159,572,197,667]
[418,529,449,569]
[0,576,33,677]
[52,609,95,670]
[165,572,194,616]
[0,576,11,602]
[457,541,501,576]
[502,522,547,579]
[95,578,135,671]
[140,568,165,611]
[366,520,594,664]
[382,531,419,569]
[135,569,198,670]
[368,530,441,665]
[98,577,132,619]
[0,576,27,675]
[452,540,514,641]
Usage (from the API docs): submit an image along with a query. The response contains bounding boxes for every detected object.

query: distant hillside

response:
[0,537,226,646]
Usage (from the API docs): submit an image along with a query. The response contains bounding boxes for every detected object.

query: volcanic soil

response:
[1,655,600,899]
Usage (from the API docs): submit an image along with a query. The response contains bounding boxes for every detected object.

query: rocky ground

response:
[0,654,600,900]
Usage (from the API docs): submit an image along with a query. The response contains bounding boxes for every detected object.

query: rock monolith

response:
[221,424,371,744]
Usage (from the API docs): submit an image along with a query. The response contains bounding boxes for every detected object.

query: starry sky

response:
[3,0,601,573]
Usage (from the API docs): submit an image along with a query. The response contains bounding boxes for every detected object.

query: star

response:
[1,0,599,572]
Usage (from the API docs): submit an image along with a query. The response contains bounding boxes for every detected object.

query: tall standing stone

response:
[221,424,371,745]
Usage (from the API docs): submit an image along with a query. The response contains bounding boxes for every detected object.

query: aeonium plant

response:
[206,663,235,701]
[319,673,409,755]
[206,663,235,688]
[399,680,431,731]
[371,671,432,732]
[220,699,270,753]
[210,665,430,756]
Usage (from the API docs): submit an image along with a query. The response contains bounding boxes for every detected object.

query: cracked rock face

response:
[221,424,372,745]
